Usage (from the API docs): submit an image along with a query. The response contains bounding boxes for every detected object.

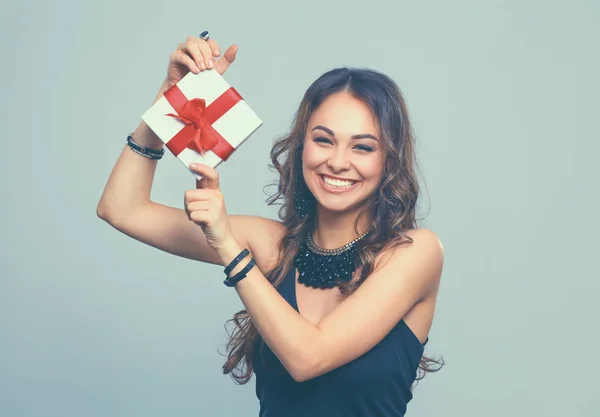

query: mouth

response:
[318,174,359,193]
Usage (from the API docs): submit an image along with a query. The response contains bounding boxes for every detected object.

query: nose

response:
[327,146,350,172]
[326,148,351,172]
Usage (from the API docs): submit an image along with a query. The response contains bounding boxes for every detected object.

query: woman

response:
[97,33,444,417]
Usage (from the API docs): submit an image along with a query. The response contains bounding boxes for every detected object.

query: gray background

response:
[1,0,598,416]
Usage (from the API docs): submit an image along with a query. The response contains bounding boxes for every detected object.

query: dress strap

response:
[276,267,297,307]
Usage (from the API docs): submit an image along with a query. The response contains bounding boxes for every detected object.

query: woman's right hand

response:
[163,36,238,91]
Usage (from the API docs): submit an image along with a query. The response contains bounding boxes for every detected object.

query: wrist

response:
[218,241,256,288]
[215,239,246,267]
[158,79,173,96]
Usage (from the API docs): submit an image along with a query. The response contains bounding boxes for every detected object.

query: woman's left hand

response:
[184,163,236,252]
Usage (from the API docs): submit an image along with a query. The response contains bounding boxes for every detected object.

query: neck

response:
[312,207,371,250]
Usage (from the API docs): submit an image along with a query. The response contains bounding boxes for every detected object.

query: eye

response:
[354,144,374,153]
[313,136,332,145]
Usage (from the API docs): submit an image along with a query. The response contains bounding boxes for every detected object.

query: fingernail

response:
[194,64,200,72]
[214,49,220,56]
[190,163,198,168]
[208,60,214,68]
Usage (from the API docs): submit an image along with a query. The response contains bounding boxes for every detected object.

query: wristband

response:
[126,133,165,160]
[224,248,250,276]
[223,257,256,287]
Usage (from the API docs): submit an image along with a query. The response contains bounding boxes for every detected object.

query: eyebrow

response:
[311,125,378,141]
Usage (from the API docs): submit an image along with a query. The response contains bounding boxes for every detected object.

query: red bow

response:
[165,98,218,155]
[162,84,242,161]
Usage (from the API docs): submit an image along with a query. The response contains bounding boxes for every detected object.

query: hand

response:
[163,35,238,91]
[184,163,236,252]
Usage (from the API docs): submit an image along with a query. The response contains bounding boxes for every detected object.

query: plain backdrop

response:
[1,0,598,416]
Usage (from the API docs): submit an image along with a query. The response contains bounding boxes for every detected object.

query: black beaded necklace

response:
[294,230,371,289]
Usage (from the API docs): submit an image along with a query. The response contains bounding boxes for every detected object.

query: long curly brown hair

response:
[221,67,444,387]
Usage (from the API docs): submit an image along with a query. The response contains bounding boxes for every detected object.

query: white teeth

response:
[322,176,355,188]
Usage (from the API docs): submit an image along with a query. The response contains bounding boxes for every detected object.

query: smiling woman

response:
[97,34,444,417]
[224,68,445,416]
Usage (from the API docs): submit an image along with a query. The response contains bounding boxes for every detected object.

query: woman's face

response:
[302,91,384,216]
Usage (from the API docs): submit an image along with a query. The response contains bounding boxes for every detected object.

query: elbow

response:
[290,365,319,383]
[288,333,329,383]
[289,355,323,383]
[96,192,135,224]
[96,199,125,225]
[96,202,108,221]
[96,198,116,223]
[290,370,311,383]
[290,368,310,383]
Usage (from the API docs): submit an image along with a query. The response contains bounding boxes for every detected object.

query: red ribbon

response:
[163,84,242,161]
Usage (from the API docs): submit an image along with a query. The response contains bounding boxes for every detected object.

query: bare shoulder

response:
[400,228,444,273]
[230,215,286,272]
[404,228,444,257]
[407,228,444,280]
[377,228,443,260]
[374,228,444,290]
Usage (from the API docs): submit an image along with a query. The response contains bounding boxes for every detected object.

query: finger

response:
[187,200,212,212]
[184,188,213,205]
[185,36,215,69]
[207,39,221,57]
[184,192,212,219]
[189,163,220,190]
[196,39,215,69]
[182,38,207,70]
[172,50,200,73]
[189,210,209,224]
[215,44,238,75]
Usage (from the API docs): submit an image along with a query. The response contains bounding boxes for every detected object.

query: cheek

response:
[356,156,384,181]
[302,142,326,167]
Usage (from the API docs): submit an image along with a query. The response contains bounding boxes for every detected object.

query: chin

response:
[315,185,371,212]
[318,203,363,216]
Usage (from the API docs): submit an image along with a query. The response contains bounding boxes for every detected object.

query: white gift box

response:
[141,69,262,180]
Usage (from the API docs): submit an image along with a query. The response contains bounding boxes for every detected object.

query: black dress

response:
[253,267,428,417]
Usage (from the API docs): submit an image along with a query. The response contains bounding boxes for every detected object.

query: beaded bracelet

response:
[223,257,256,287]
[126,133,165,160]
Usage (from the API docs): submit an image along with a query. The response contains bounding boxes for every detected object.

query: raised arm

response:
[97,36,270,266]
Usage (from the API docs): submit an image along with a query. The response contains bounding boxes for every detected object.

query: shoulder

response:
[404,228,444,256]
[405,228,444,280]
[230,215,286,272]
[374,228,444,293]
[377,228,444,261]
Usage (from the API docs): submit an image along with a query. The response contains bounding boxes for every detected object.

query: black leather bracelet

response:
[223,257,256,287]
[224,248,250,276]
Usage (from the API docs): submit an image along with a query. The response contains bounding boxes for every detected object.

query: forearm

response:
[216,241,321,381]
[97,85,169,220]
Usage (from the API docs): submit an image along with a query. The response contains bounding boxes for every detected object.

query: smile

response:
[319,175,359,193]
